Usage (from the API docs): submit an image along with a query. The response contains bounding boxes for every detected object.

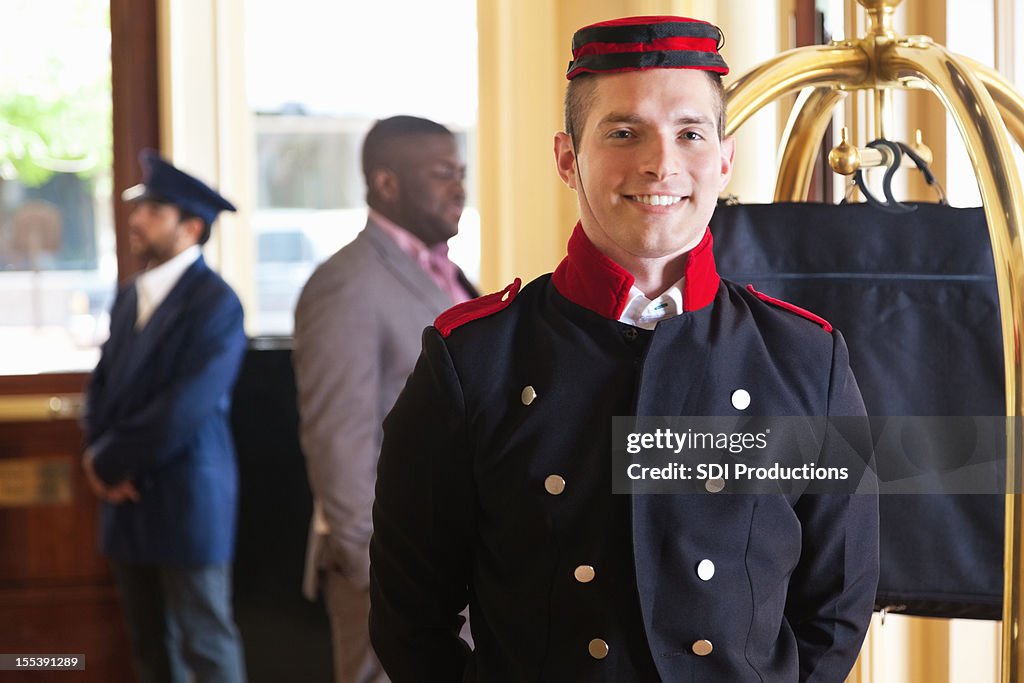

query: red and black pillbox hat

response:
[566,15,729,80]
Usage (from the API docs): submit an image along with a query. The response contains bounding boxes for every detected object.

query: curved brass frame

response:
[725,43,869,137]
[775,88,847,202]
[724,9,1024,680]
[964,56,1024,150]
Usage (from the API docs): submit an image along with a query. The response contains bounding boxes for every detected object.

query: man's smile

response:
[626,194,685,207]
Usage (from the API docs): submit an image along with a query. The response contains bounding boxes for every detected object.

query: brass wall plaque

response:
[0,457,73,506]
[0,394,84,422]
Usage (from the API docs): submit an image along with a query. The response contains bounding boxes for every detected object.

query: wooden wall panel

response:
[0,378,133,682]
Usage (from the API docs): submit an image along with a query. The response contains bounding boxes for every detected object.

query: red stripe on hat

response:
[573,36,719,59]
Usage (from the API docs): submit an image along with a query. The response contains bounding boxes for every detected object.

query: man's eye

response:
[609,129,634,139]
[432,168,463,181]
[681,131,704,141]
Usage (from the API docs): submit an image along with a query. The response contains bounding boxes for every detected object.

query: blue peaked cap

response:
[121,149,236,225]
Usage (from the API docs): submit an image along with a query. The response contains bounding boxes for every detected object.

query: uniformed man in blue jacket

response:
[83,151,247,683]
[369,15,879,682]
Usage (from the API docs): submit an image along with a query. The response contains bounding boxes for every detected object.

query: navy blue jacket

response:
[369,226,879,682]
[85,255,247,567]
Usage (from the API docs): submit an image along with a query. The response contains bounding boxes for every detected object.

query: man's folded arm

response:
[89,293,246,484]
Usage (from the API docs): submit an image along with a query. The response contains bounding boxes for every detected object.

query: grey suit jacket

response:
[293,218,470,597]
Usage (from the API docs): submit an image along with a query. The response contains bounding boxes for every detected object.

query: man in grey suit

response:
[293,115,476,683]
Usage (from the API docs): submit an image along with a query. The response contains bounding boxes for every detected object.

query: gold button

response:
[574,565,595,583]
[705,477,725,493]
[521,385,538,406]
[588,638,609,660]
[544,475,566,495]
[692,639,713,656]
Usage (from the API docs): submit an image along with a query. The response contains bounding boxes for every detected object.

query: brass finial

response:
[857,0,904,37]
[909,129,933,165]
[829,127,861,176]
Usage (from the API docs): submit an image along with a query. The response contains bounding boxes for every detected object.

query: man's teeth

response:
[631,194,682,206]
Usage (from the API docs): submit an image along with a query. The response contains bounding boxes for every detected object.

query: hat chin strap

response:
[572,141,608,251]
[571,139,593,228]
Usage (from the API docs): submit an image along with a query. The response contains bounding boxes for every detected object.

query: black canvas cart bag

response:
[711,201,1004,620]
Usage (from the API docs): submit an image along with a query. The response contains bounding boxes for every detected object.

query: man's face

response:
[394,134,466,246]
[127,200,198,266]
[555,68,734,267]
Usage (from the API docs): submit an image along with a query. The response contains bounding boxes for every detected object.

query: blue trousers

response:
[111,562,246,683]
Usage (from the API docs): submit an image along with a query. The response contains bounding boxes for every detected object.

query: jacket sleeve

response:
[369,327,474,682]
[88,289,246,484]
[83,284,130,446]
[293,273,382,589]
[786,330,879,682]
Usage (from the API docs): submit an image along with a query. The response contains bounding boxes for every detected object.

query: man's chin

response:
[442,221,461,241]
[128,244,156,264]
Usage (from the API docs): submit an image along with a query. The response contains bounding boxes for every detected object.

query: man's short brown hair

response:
[563,71,726,146]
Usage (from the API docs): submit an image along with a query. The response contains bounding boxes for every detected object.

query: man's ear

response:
[181,215,205,244]
[554,132,579,190]
[370,168,400,203]
[718,135,736,191]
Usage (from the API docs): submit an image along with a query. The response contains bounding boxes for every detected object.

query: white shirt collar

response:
[618,275,685,330]
[135,244,201,330]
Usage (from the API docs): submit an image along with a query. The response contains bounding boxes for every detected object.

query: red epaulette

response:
[746,284,833,332]
[434,278,522,338]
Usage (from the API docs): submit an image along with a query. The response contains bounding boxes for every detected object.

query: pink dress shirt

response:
[369,208,472,305]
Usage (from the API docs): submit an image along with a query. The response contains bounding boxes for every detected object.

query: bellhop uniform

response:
[369,224,879,682]
[85,150,247,683]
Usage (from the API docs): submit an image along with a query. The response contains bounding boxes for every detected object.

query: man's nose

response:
[127,206,142,228]
[452,179,467,202]
[639,136,680,180]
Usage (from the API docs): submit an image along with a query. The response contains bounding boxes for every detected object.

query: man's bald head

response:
[362,115,466,246]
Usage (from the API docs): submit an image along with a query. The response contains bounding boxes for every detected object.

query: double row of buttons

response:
[529,384,720,662]
[543,473,718,661]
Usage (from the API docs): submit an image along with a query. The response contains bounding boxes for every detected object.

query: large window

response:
[0,0,115,374]
[245,0,479,336]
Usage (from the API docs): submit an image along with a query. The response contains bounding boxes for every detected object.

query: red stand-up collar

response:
[551,222,720,320]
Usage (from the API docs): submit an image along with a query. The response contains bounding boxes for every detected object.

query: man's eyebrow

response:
[596,112,715,127]
[597,113,645,126]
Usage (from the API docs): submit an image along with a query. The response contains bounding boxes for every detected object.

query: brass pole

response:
[964,56,1024,151]
[775,88,846,202]
[859,0,903,37]
[725,44,869,137]
[884,41,1024,683]
[725,1,1024,678]
[873,87,894,141]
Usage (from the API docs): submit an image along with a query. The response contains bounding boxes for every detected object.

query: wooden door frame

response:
[111,0,160,285]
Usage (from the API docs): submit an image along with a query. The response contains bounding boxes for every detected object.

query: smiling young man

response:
[555,67,733,300]
[369,17,878,682]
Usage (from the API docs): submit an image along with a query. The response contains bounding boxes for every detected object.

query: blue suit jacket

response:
[85,255,247,567]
